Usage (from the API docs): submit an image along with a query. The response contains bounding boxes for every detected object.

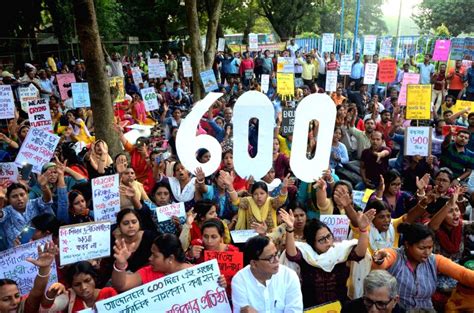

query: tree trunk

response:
[204,0,223,69]
[72,0,121,157]
[185,0,205,101]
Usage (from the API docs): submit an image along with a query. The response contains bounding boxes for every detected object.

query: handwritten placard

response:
[277,57,295,73]
[95,259,231,313]
[140,87,159,111]
[56,73,76,100]
[405,126,432,157]
[379,37,392,57]
[0,162,19,182]
[200,70,218,93]
[432,39,451,61]
[109,76,125,103]
[204,250,243,278]
[218,38,226,52]
[18,84,39,113]
[59,222,111,266]
[27,98,53,131]
[321,33,334,52]
[230,230,258,243]
[378,59,397,83]
[398,73,420,105]
[319,215,350,242]
[452,100,474,114]
[183,60,193,78]
[15,128,60,174]
[281,107,296,135]
[406,84,431,120]
[339,55,353,76]
[248,33,258,51]
[352,190,367,210]
[450,38,465,60]
[363,63,378,85]
[0,85,15,119]
[325,70,338,92]
[156,202,186,222]
[261,74,270,93]
[92,174,120,223]
[148,58,160,79]
[132,67,143,86]
[0,236,58,295]
[363,35,377,55]
[277,72,295,97]
[71,82,91,108]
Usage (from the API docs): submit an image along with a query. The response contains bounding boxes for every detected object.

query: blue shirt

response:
[350,62,364,79]
[416,63,435,84]
[465,67,474,93]
[202,185,237,220]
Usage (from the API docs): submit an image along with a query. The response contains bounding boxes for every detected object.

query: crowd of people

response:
[0,39,474,313]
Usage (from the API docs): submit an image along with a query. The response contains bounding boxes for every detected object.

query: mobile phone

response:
[136,140,144,148]
[18,226,36,244]
[155,155,163,164]
[20,163,33,181]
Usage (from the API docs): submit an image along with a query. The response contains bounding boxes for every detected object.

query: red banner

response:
[378,59,397,83]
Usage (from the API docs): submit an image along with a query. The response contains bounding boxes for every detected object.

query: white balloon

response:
[290,93,336,182]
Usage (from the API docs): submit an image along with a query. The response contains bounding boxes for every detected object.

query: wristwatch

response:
[456,178,461,182]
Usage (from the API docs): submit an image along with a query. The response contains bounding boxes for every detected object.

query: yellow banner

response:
[453,100,474,114]
[406,84,432,120]
[109,76,125,103]
[304,301,341,313]
[277,73,295,98]
[362,189,375,203]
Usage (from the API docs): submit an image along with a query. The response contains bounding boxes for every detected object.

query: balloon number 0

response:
[176,91,336,182]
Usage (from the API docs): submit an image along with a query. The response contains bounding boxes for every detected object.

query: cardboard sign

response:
[277,57,295,73]
[379,37,392,57]
[321,33,334,52]
[452,100,474,114]
[363,63,378,85]
[155,202,186,222]
[325,70,338,92]
[18,84,39,113]
[398,73,420,105]
[141,87,159,111]
[230,230,258,243]
[95,259,231,313]
[378,59,397,83]
[148,58,161,79]
[132,67,143,86]
[0,162,18,182]
[248,33,259,51]
[14,128,60,174]
[27,98,53,131]
[109,76,125,103]
[463,38,474,60]
[432,39,451,61]
[244,69,253,80]
[319,215,350,242]
[218,38,226,52]
[450,38,465,60]
[281,107,296,135]
[59,222,111,266]
[362,188,375,203]
[92,174,120,223]
[71,82,91,108]
[200,70,218,93]
[405,126,432,157]
[204,250,243,278]
[183,60,193,78]
[0,236,58,295]
[261,74,270,93]
[406,84,431,120]
[304,301,341,313]
[352,190,367,210]
[0,85,15,119]
[56,73,76,100]
[363,35,377,55]
[277,73,295,97]
[339,55,353,76]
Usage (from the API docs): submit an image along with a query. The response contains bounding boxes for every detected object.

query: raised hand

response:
[333,187,353,208]
[37,171,50,188]
[313,178,327,192]
[194,167,205,182]
[377,174,385,192]
[113,238,134,266]
[357,209,376,230]
[279,209,294,229]
[250,221,268,235]
[119,185,136,198]
[282,173,291,188]
[373,249,388,264]
[416,173,430,192]
[26,241,58,268]
[54,156,67,176]
[448,185,462,207]
[45,282,66,300]
[185,208,197,226]
[220,170,234,188]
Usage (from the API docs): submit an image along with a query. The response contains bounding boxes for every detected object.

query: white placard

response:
[230,230,258,243]
[405,126,432,157]
[148,58,160,79]
[183,60,193,78]
[0,162,19,182]
[363,63,378,85]
[339,55,353,76]
[379,37,392,57]
[141,87,159,111]
[321,33,335,52]
[157,62,167,78]
[71,82,91,108]
[59,222,111,266]
[0,236,58,295]
[249,33,259,51]
[363,35,377,56]
[319,215,350,242]
[156,202,186,222]
[18,84,39,113]
[27,98,53,131]
[0,85,15,119]
[218,38,226,52]
[15,128,60,174]
[261,74,270,93]
[277,57,295,73]
[132,67,143,86]
[352,190,367,210]
[95,259,231,313]
[92,174,120,223]
[325,70,338,92]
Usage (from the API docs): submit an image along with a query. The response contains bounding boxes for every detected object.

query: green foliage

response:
[95,0,123,41]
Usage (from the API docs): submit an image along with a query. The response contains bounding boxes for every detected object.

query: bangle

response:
[416,191,426,198]
[359,228,368,233]
[374,196,383,201]
[113,261,128,272]
[327,179,335,184]
[196,178,205,184]
[286,228,294,233]
[37,268,52,278]
[44,291,55,301]
[228,189,237,194]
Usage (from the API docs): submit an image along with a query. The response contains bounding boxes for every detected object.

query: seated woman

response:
[147,181,182,235]
[129,92,155,125]
[40,261,117,313]
[65,109,94,145]
[83,140,114,179]
[315,179,358,215]
[119,167,149,210]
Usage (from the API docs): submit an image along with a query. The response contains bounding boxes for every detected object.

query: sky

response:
[382,0,421,18]
[381,0,422,35]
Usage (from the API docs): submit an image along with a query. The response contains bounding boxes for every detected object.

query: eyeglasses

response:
[363,296,393,310]
[317,233,333,244]
[258,253,279,263]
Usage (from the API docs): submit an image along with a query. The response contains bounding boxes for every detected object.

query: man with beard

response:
[349,117,376,160]
[441,129,474,183]
[376,110,393,150]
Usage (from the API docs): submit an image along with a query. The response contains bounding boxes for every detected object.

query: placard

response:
[200,70,218,93]
[363,63,378,85]
[304,301,342,313]
[27,98,53,131]
[0,236,58,295]
[131,67,143,86]
[405,126,432,157]
[0,162,18,182]
[261,74,270,93]
[277,73,295,97]
[109,76,125,103]
[450,38,465,60]
[378,59,397,83]
[204,250,243,278]
[325,70,338,92]
[218,38,226,52]
[56,73,76,100]
[155,202,186,222]
[92,174,120,223]
[321,33,334,52]
[277,57,295,73]
[14,128,60,174]
[453,100,474,114]
[18,84,39,113]
[71,82,91,108]
[95,259,231,313]
[363,35,377,55]
[0,85,15,119]
[281,107,296,135]
[230,230,257,243]
[406,84,431,120]
[432,39,451,61]
[319,215,350,242]
[352,190,367,210]
[140,87,159,111]
[148,58,161,79]
[398,73,420,105]
[362,188,375,203]
[379,37,393,57]
[463,38,474,60]
[339,55,353,76]
[59,222,111,266]
[183,60,193,78]
[249,33,259,51]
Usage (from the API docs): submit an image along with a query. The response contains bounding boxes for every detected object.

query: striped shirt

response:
[440,143,474,178]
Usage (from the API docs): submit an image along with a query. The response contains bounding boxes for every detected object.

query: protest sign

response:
[0,162,18,182]
[352,190,367,210]
[56,73,76,100]
[109,76,125,103]
[0,85,15,119]
[204,250,243,278]
[362,189,375,203]
[244,69,253,80]
[398,73,420,105]
[218,38,226,52]
[277,57,295,73]
[71,82,91,108]
[248,33,258,51]
[95,259,231,313]
[464,38,474,60]
[0,236,58,295]
[304,301,342,313]
[140,87,159,111]
[405,127,432,157]
[363,35,377,55]
[319,215,350,242]
[92,174,120,223]
[148,58,160,78]
[378,59,397,83]
[453,100,474,114]
[59,222,111,266]
[200,70,218,93]
[28,98,53,131]
[406,84,431,120]
[339,55,353,76]
[325,70,338,92]
[132,67,143,86]
[432,39,451,61]
[230,230,258,243]
[379,37,392,57]
[157,62,167,78]
[183,60,193,78]
[282,107,296,135]
[363,63,378,85]
[450,38,465,60]
[18,84,39,113]
[295,77,304,88]
[277,73,295,97]
[321,33,334,52]
[261,74,270,93]
[155,202,186,222]
[14,128,60,174]
[463,60,473,72]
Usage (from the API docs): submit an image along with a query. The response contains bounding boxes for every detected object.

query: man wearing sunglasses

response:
[342,270,401,313]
